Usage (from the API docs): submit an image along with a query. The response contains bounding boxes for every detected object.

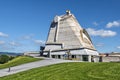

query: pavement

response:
[0,58,81,77]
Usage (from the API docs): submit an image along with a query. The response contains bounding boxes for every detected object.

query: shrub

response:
[0,55,9,64]
[9,56,15,60]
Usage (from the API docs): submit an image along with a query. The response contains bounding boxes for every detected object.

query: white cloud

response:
[96,43,104,47]
[0,45,15,51]
[0,32,8,37]
[9,41,21,46]
[0,41,5,45]
[34,40,45,45]
[117,46,120,49]
[86,28,117,37]
[23,36,31,39]
[22,36,32,40]
[106,21,120,28]
[20,34,34,40]
[93,22,98,26]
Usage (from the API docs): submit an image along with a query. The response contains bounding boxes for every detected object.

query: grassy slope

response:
[0,62,120,80]
[0,56,42,69]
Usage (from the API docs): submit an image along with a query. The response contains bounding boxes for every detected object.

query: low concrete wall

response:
[24,53,40,57]
[102,56,120,62]
[93,57,99,62]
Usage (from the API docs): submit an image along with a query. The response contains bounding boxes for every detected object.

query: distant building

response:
[24,51,40,57]
[99,52,120,62]
[43,10,99,62]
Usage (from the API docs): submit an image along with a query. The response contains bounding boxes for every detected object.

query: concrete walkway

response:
[0,58,80,77]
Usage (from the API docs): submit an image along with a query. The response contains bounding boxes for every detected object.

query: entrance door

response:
[82,55,88,61]
[58,55,61,59]
[72,55,76,58]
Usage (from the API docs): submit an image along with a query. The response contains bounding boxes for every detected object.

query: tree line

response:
[0,55,15,64]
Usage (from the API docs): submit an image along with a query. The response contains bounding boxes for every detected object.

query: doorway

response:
[82,55,88,61]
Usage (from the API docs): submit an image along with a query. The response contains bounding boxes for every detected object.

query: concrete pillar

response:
[61,55,64,59]
[48,49,52,58]
[78,55,82,61]
[88,55,91,62]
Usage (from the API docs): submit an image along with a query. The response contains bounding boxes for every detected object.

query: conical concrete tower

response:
[43,10,99,62]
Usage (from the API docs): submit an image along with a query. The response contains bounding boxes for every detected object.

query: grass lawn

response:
[0,62,120,80]
[0,56,42,69]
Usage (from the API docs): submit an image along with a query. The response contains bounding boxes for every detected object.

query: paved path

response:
[0,58,80,77]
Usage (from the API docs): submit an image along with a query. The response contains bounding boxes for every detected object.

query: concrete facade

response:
[43,10,99,62]
[99,53,120,62]
[101,56,120,62]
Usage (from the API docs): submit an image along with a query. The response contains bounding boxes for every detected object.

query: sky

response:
[0,0,120,53]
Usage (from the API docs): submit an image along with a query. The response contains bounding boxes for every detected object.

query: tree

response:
[9,56,15,60]
[0,55,9,64]
[40,46,45,56]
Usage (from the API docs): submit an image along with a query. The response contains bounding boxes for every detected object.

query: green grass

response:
[0,62,120,80]
[0,56,42,69]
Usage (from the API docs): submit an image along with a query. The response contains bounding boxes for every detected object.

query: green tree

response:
[0,55,9,64]
[9,56,15,60]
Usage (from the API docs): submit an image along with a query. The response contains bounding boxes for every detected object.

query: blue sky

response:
[0,0,120,53]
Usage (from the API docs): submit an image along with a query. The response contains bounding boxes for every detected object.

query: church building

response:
[43,10,99,62]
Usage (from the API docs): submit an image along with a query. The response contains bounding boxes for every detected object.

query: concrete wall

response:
[102,56,120,62]
[45,45,62,50]
[93,57,99,62]
[24,52,40,57]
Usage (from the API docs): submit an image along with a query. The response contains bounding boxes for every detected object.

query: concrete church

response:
[43,10,99,62]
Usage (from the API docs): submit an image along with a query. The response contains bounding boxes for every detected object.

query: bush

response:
[9,56,15,60]
[0,55,9,64]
